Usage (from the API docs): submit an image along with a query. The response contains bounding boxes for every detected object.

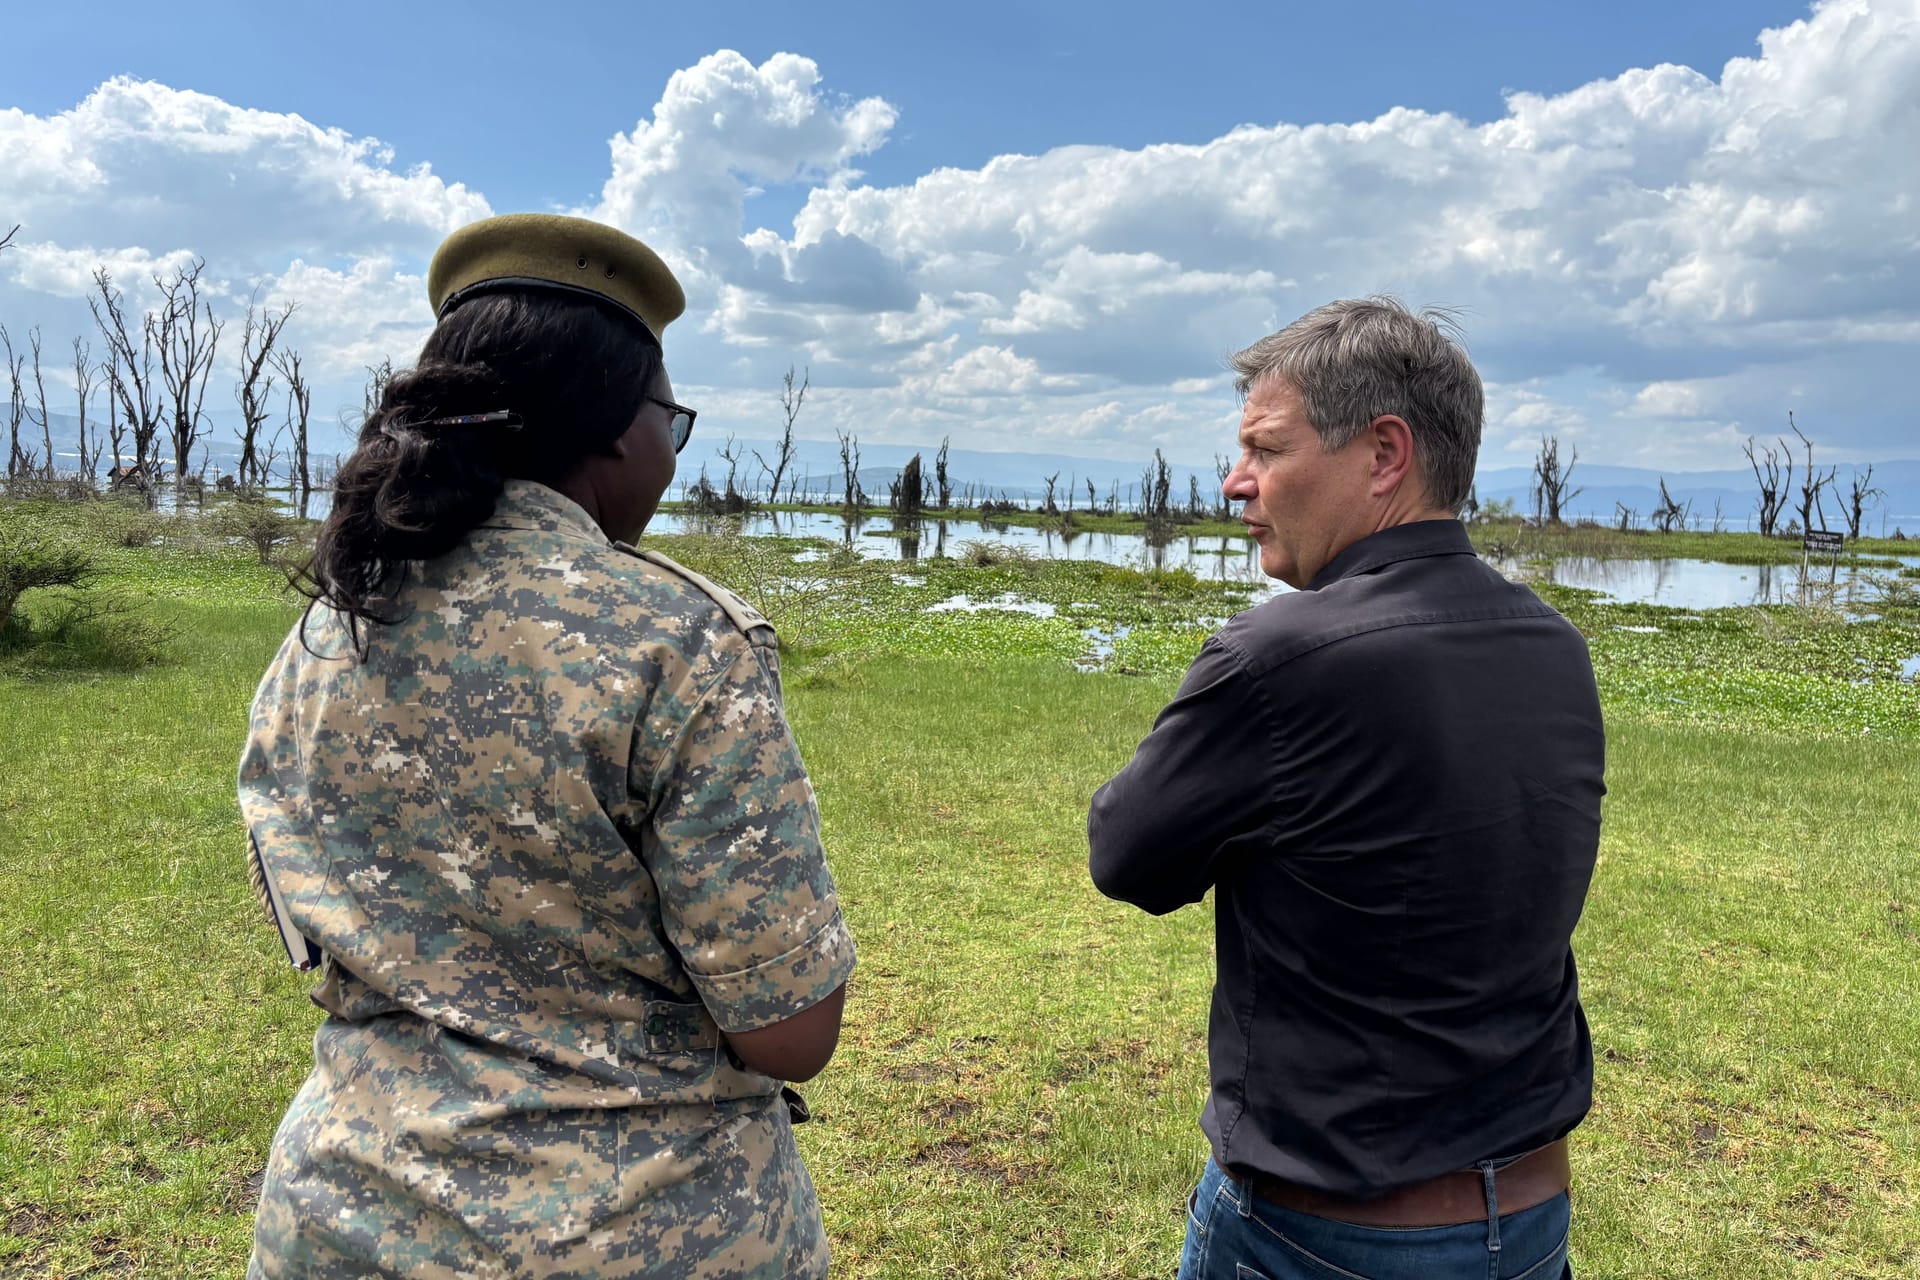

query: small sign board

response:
[1803,528,1845,555]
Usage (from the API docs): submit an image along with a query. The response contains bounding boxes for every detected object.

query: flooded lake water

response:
[1484,554,1920,611]
[659,510,1917,611]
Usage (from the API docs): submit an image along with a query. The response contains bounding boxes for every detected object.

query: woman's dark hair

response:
[297,290,662,647]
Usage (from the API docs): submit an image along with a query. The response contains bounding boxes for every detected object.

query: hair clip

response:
[397,410,525,431]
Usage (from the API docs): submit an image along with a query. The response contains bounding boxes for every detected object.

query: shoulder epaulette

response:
[617,545,775,642]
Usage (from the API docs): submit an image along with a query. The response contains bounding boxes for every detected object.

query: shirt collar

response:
[484,479,610,542]
[1306,518,1475,591]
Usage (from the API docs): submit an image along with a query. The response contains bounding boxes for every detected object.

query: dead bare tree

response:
[152,259,223,486]
[836,430,861,510]
[260,421,288,493]
[1529,435,1581,525]
[1133,450,1172,521]
[0,225,18,253]
[716,433,747,508]
[1041,470,1061,515]
[103,348,128,475]
[754,365,806,504]
[1214,454,1233,519]
[71,338,99,482]
[27,328,55,479]
[889,453,924,516]
[2,325,28,478]
[273,347,313,504]
[1788,413,1837,534]
[1084,476,1097,513]
[89,269,165,475]
[1843,464,1883,541]
[235,298,295,490]
[362,356,394,422]
[935,436,952,509]
[1742,435,1791,537]
[1650,477,1690,534]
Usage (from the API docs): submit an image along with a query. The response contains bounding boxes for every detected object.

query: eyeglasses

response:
[645,394,697,453]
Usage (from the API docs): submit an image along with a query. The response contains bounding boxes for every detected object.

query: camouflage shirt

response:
[238,480,855,1279]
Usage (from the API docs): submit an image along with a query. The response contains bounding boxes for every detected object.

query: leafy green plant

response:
[0,589,175,672]
[211,497,306,566]
[0,519,96,635]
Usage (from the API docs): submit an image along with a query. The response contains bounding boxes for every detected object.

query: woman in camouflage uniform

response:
[239,215,854,1279]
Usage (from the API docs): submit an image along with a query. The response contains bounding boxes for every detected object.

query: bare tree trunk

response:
[89,269,165,475]
[1844,465,1882,540]
[836,431,860,511]
[273,348,313,503]
[1788,413,1837,533]
[153,261,224,487]
[28,328,54,479]
[1651,478,1689,533]
[754,365,806,504]
[104,349,128,475]
[71,338,98,482]
[1530,435,1582,525]
[935,436,951,509]
[890,454,924,516]
[235,297,295,490]
[1743,436,1791,537]
[2,325,27,478]
[358,356,394,426]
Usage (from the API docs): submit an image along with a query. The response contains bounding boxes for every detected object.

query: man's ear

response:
[1368,414,1417,497]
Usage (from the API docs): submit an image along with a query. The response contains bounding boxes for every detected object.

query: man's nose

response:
[1222,461,1255,502]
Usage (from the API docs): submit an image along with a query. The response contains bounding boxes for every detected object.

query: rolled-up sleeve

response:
[642,648,854,1033]
[1088,635,1272,915]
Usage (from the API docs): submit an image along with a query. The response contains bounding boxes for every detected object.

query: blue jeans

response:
[1179,1158,1572,1280]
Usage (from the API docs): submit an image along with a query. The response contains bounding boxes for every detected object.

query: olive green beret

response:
[427,214,686,343]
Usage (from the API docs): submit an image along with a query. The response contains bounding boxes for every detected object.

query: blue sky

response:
[4,0,1915,471]
[10,1,1813,211]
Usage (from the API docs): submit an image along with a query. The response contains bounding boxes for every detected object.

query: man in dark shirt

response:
[1089,298,1604,1280]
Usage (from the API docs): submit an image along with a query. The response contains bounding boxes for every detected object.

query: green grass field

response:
[2,501,1916,1277]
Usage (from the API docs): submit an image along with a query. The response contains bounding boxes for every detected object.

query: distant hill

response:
[1471,460,1920,536]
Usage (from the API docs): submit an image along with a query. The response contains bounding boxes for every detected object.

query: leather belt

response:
[1247,1138,1571,1229]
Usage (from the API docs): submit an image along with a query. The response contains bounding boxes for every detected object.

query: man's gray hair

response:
[1229,297,1483,512]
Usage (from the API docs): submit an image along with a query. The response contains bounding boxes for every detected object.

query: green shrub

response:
[0,518,97,634]
[0,589,175,672]
[211,496,303,565]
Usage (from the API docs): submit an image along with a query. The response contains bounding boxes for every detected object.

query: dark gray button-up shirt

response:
[1089,519,1605,1198]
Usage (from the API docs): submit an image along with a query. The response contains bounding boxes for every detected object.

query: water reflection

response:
[660,510,1288,596]
[1490,554,1908,611]
[660,510,1920,613]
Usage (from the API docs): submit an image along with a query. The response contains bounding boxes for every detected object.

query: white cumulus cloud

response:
[2,2,1917,471]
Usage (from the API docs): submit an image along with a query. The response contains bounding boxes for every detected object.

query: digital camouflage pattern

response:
[238,480,855,1279]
